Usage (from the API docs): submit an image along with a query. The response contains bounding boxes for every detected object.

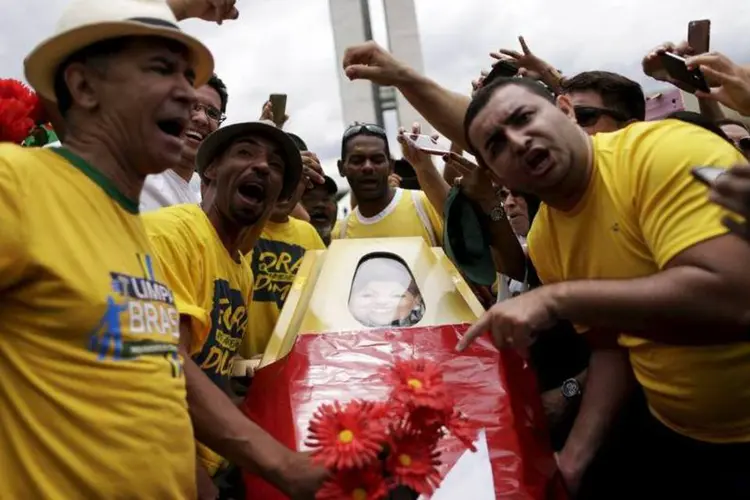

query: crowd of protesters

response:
[1,0,749,498]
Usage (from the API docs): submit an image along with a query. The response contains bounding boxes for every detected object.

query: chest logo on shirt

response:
[251,239,306,308]
[88,254,181,375]
[193,278,247,385]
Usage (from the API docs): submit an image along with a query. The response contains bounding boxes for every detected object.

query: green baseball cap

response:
[443,186,496,287]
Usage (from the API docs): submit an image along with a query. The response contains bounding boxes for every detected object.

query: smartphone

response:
[658,52,710,93]
[485,59,519,85]
[269,93,287,127]
[691,166,726,186]
[406,134,450,155]
[688,19,711,54]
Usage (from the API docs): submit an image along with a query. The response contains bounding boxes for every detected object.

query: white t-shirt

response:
[140,169,202,212]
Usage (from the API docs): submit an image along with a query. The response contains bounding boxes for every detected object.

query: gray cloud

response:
[2,0,748,185]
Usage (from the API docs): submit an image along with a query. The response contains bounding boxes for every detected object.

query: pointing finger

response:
[457,311,491,351]
[519,36,531,55]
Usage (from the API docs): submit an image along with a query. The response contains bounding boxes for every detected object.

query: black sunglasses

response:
[341,122,389,158]
[574,106,627,128]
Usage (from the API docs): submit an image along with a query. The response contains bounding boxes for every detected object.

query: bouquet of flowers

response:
[305,358,480,500]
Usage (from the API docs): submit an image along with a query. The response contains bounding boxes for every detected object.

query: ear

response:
[556,94,577,123]
[337,159,345,177]
[63,62,102,112]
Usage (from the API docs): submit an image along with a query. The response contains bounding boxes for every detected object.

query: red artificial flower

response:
[385,359,451,412]
[0,79,40,144]
[386,428,442,495]
[316,467,389,500]
[306,400,389,470]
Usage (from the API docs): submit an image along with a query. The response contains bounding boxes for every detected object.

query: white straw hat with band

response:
[25,0,214,102]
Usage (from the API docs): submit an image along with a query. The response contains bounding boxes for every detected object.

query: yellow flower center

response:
[338,429,354,444]
[398,454,412,467]
[352,488,367,500]
[407,378,423,390]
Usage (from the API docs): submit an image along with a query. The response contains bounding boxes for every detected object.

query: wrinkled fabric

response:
[241,324,566,499]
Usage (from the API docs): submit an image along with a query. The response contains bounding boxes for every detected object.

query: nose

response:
[360,159,376,175]
[174,77,197,110]
[506,129,530,154]
[505,194,517,210]
[190,104,210,127]
[249,159,271,177]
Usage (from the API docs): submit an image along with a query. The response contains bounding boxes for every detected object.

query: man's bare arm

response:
[549,235,750,343]
[180,320,325,497]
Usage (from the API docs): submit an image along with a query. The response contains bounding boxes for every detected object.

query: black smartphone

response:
[659,52,710,93]
[269,93,287,128]
[485,59,519,85]
[688,19,711,54]
[691,166,726,186]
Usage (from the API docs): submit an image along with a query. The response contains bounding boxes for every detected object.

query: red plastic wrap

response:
[241,324,566,499]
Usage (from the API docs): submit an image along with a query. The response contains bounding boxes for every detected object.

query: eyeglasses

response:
[192,102,226,124]
[574,106,627,128]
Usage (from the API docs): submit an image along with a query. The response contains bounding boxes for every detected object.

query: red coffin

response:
[241,324,567,499]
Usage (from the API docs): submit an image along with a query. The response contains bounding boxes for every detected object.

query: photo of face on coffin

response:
[348,254,425,328]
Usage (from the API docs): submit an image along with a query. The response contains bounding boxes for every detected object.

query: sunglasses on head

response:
[574,106,627,128]
[342,122,387,141]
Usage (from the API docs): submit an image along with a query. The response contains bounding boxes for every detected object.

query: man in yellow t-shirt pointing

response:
[457,77,750,497]
[144,120,326,497]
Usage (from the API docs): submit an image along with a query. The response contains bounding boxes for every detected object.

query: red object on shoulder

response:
[240,324,568,499]
[0,79,45,144]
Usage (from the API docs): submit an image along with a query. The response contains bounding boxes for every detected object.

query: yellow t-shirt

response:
[0,145,193,498]
[528,120,750,443]
[143,204,254,474]
[242,218,325,358]
[333,188,443,246]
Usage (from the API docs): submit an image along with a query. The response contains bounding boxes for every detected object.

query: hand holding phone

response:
[691,166,727,186]
[269,93,287,128]
[658,52,710,93]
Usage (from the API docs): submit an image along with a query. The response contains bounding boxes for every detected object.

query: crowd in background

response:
[1,0,750,499]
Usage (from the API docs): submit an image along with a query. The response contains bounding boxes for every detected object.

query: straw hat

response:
[25,0,214,102]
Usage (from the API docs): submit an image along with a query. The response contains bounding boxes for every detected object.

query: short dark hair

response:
[668,111,733,145]
[341,125,390,160]
[54,37,131,116]
[206,74,228,113]
[561,71,645,121]
[464,77,555,154]
[715,118,749,133]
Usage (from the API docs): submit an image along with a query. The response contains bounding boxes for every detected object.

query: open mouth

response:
[157,118,187,139]
[238,182,266,203]
[523,147,551,174]
[309,210,330,223]
[184,129,205,142]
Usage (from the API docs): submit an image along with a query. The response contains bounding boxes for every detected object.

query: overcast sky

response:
[2,0,748,184]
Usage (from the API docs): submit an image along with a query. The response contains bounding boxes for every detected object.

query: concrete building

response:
[328,0,428,132]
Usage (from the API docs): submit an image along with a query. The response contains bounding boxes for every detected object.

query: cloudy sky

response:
[2,0,749,184]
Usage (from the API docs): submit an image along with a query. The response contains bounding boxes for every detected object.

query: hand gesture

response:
[168,0,239,23]
[343,41,409,86]
[388,173,402,188]
[260,101,289,129]
[397,122,438,173]
[688,53,750,115]
[492,36,549,80]
[471,69,489,97]
[443,152,497,206]
[301,151,325,187]
[641,41,701,92]
[456,286,558,352]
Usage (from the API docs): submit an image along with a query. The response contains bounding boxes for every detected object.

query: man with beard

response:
[301,175,338,246]
[334,123,442,246]
[240,134,326,359]
[458,77,750,497]
[0,0,227,497]
[140,74,228,211]
[143,121,324,497]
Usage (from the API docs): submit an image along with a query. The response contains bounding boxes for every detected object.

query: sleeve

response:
[628,120,747,269]
[0,155,29,291]
[418,190,445,246]
[308,224,326,250]
[145,216,210,355]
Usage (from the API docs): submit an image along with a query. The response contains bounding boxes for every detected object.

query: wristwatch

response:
[561,378,582,399]
[488,204,507,222]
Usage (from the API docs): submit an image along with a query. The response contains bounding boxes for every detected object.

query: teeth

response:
[185,131,203,141]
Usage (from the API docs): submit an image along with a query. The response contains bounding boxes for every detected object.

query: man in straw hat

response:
[143,119,326,496]
[0,0,313,499]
